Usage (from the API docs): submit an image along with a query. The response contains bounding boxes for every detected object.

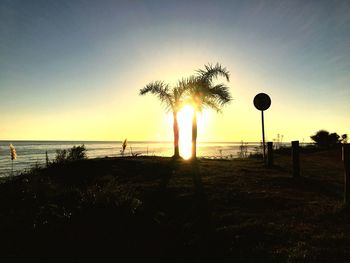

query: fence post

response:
[267,142,273,167]
[343,144,350,206]
[292,141,300,177]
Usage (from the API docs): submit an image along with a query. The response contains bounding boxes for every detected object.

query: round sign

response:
[254,93,271,111]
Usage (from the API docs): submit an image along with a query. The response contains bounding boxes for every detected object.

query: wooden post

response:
[267,142,273,167]
[343,144,350,205]
[292,141,300,177]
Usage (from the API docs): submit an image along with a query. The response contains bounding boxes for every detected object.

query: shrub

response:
[341,134,348,144]
[54,149,68,164]
[68,145,87,161]
[54,145,87,164]
[310,130,341,148]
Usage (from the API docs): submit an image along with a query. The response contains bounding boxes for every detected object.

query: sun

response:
[177,105,194,160]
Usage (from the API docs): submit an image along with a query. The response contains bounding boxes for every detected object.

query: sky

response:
[0,0,349,142]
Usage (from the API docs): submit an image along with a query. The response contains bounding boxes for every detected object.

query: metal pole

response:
[261,110,266,163]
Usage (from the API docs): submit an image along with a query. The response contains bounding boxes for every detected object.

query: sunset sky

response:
[1,0,349,142]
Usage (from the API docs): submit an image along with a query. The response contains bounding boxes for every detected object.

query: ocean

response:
[0,141,262,177]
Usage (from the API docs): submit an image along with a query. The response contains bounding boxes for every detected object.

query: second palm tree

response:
[185,63,232,160]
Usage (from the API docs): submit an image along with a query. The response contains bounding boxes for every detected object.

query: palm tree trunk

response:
[191,111,197,159]
[173,111,180,158]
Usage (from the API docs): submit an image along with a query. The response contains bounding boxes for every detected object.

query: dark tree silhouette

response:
[310,130,341,148]
[342,134,348,144]
[139,81,186,159]
[183,63,232,159]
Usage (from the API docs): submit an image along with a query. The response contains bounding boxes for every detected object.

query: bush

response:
[54,145,87,164]
[310,130,342,148]
[68,145,87,161]
[54,149,68,164]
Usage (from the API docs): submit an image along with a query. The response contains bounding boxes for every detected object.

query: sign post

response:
[253,93,271,163]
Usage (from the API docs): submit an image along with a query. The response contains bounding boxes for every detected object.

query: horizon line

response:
[0,139,314,144]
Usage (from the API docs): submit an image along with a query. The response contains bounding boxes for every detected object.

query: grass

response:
[0,149,349,262]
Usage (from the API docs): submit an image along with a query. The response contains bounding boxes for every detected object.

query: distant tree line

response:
[310,130,348,148]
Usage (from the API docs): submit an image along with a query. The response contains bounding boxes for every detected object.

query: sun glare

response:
[166,105,209,160]
[178,105,194,160]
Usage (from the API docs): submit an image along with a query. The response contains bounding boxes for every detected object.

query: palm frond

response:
[173,81,188,102]
[196,63,230,82]
[180,76,208,95]
[209,84,232,105]
[180,73,232,112]
[139,81,168,96]
[202,97,222,113]
[139,81,174,110]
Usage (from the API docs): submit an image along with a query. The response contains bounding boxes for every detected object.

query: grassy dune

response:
[0,149,349,262]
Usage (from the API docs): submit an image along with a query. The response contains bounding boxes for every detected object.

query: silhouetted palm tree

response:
[139,81,186,159]
[184,63,232,159]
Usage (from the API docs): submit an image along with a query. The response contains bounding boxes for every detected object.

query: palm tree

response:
[139,81,186,159]
[185,63,232,160]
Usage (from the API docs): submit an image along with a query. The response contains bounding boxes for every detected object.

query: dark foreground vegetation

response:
[0,149,349,262]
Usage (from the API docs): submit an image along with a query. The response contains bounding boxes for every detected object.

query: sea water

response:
[0,141,261,177]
